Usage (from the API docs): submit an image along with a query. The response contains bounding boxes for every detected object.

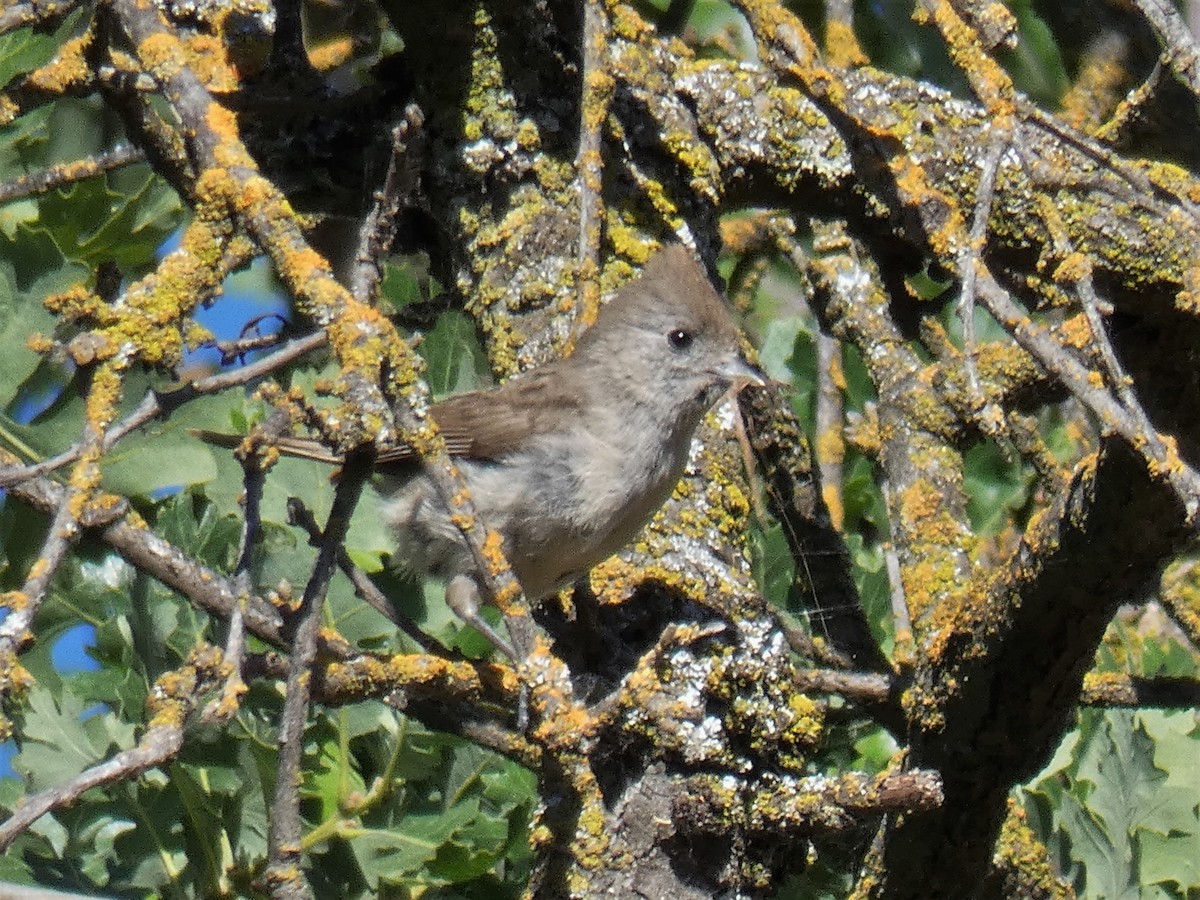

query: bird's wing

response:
[419,363,583,461]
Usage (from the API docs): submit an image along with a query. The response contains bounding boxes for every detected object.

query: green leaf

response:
[388,719,452,786]
[380,262,425,310]
[28,812,69,858]
[686,0,759,58]
[0,108,50,189]
[785,329,817,427]
[842,454,888,532]
[81,710,136,763]
[153,488,241,573]
[13,686,104,790]
[1023,709,1200,898]
[851,727,900,773]
[752,523,795,610]
[0,851,34,883]
[419,310,488,398]
[99,425,220,497]
[758,311,805,382]
[1055,789,1131,899]
[351,800,483,888]
[1135,711,1200,893]
[1000,2,1069,106]
[847,535,891,648]
[171,762,234,893]
[336,701,392,742]
[78,814,136,886]
[107,775,191,892]
[480,763,537,814]
[1070,713,1156,897]
[426,811,509,882]
[1141,827,1200,894]
[380,253,441,312]
[37,169,181,272]
[0,482,52,586]
[963,442,1034,536]
[308,715,367,824]
[0,9,88,86]
[0,228,84,411]
[905,266,953,302]
[857,0,962,88]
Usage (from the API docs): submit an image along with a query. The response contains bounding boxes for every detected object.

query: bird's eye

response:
[667,328,694,350]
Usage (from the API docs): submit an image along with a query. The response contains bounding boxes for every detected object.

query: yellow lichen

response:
[1057,313,1093,349]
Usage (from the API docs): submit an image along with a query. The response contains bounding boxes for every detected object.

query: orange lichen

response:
[994,799,1074,895]
[180,34,242,92]
[899,479,944,523]
[0,591,30,614]
[922,0,1016,117]
[1145,433,1185,480]
[1057,314,1093,349]
[323,654,484,699]
[532,701,594,751]
[904,550,969,628]
[25,558,50,582]
[24,33,92,93]
[0,96,18,126]
[136,32,186,82]
[891,158,963,259]
[205,103,244,160]
[1052,252,1092,284]
[308,35,357,72]
[824,19,867,68]
[481,528,507,566]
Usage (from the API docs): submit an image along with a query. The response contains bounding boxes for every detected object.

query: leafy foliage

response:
[1023,710,1200,899]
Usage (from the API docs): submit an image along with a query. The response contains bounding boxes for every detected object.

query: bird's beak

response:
[719,355,767,391]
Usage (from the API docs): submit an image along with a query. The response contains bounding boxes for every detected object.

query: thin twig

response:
[574,0,611,337]
[3,471,291,647]
[0,144,145,204]
[0,395,106,662]
[0,720,184,851]
[0,488,83,658]
[0,331,327,490]
[679,768,944,833]
[1095,62,1162,144]
[265,454,373,897]
[0,0,82,35]
[287,498,449,654]
[201,442,268,724]
[0,883,112,900]
[1079,672,1200,708]
[814,331,845,529]
[768,224,848,529]
[822,0,867,66]
[1132,0,1200,103]
[956,133,1007,423]
[792,666,895,703]
[976,272,1200,523]
[348,104,426,304]
[588,621,727,725]
[881,483,913,645]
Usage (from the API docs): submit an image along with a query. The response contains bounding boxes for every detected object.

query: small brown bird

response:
[207,246,760,652]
